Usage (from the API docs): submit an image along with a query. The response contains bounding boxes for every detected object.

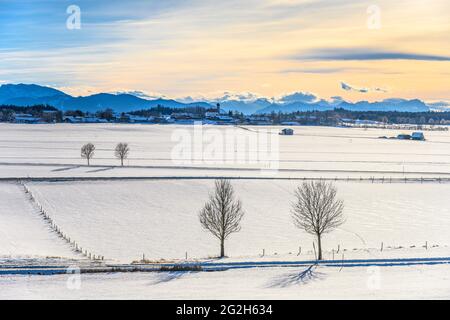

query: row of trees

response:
[81,143,130,166]
[263,108,450,126]
[199,179,345,260]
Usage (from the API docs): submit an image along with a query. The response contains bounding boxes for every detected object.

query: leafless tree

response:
[115,142,130,166]
[81,143,95,166]
[291,181,345,260]
[199,179,245,258]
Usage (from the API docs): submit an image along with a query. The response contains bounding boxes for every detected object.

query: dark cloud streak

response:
[294,48,450,62]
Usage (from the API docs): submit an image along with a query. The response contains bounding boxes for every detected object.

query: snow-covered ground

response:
[0,124,449,178]
[0,182,77,260]
[1,124,450,299]
[25,179,450,263]
[1,264,450,299]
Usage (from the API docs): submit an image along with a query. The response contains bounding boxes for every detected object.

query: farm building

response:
[411,132,425,141]
[280,128,294,135]
[396,132,425,141]
[14,113,42,124]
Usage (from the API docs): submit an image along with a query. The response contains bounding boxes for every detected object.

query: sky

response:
[0,0,449,103]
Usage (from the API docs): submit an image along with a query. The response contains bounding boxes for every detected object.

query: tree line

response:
[263,108,450,126]
[0,104,62,122]
[199,179,345,260]
[3,104,450,126]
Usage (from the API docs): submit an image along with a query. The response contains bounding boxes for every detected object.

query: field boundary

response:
[2,176,450,184]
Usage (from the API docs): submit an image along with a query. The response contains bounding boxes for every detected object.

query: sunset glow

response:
[1,0,449,102]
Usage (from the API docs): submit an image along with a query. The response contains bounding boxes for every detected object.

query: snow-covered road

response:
[2,264,450,299]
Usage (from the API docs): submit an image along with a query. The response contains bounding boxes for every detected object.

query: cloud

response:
[341,82,358,92]
[178,90,319,105]
[215,92,265,103]
[276,92,317,104]
[340,82,387,94]
[176,91,270,104]
[426,101,450,110]
[329,96,346,105]
[281,67,347,74]
[297,48,450,61]
[113,90,167,99]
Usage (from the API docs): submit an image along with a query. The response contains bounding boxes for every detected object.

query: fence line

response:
[288,176,450,184]
[7,176,450,184]
[18,180,104,262]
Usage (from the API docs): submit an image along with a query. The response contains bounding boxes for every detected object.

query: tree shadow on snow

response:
[51,165,80,172]
[265,265,325,288]
[149,271,196,285]
[86,167,115,173]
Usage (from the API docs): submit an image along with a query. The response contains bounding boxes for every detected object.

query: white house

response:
[14,113,42,124]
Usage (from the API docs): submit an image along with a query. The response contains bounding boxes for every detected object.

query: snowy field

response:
[1,123,450,299]
[0,182,77,259]
[0,124,449,179]
[22,179,450,263]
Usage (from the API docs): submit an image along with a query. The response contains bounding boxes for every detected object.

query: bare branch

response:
[115,142,130,166]
[81,143,95,166]
[291,181,345,260]
[199,179,245,257]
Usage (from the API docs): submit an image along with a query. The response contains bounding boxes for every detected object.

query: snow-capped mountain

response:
[0,83,70,106]
[0,83,437,114]
[0,84,212,113]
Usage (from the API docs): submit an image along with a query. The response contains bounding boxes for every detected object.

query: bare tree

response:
[199,179,245,258]
[291,181,345,260]
[114,142,130,166]
[81,143,95,166]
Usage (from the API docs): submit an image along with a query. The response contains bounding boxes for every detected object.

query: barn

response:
[280,128,294,135]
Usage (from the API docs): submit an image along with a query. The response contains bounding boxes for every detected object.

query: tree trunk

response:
[121,158,123,166]
[87,158,90,166]
[220,238,225,258]
[317,233,322,260]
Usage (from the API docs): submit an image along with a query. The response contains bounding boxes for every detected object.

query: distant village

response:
[0,103,450,131]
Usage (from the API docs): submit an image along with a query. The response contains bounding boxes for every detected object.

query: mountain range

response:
[0,83,444,115]
[0,84,212,113]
